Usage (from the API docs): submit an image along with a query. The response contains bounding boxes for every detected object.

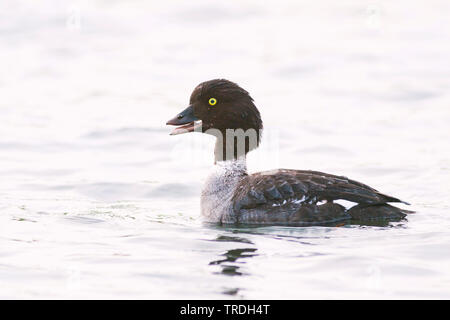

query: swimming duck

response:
[166,79,411,225]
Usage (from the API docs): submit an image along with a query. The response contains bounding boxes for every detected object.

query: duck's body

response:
[167,79,411,226]
[200,159,408,225]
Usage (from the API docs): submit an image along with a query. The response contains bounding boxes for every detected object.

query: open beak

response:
[166,105,202,135]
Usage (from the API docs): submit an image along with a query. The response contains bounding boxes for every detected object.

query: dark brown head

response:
[167,79,263,161]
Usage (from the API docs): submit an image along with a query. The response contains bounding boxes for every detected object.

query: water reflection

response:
[222,288,240,296]
[206,216,408,231]
[211,235,253,244]
[210,247,258,276]
[348,219,408,228]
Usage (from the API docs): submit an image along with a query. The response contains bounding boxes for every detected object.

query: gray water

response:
[1,0,450,299]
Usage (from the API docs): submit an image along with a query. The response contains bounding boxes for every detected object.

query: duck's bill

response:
[168,120,202,135]
[166,105,202,135]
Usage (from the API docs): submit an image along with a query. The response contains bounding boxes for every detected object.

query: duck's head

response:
[166,79,263,162]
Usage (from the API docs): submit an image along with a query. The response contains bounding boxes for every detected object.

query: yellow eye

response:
[208,98,217,106]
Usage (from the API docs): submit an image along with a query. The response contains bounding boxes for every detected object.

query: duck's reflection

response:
[207,217,406,278]
[209,233,257,276]
[210,247,258,276]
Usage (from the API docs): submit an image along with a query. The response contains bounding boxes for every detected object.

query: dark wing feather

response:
[232,169,408,212]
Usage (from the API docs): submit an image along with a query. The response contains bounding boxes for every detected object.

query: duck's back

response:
[230,169,411,225]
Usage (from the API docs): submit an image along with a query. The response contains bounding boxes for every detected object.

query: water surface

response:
[1,0,449,299]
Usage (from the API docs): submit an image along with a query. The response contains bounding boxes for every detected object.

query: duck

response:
[166,79,411,225]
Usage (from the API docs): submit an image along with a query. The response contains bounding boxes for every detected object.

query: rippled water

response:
[1,0,450,299]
